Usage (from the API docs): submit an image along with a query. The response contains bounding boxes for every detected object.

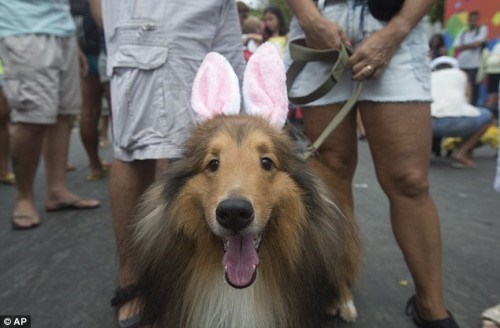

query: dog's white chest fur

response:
[185,273,279,328]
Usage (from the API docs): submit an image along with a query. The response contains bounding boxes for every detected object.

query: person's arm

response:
[285,0,351,49]
[349,0,436,80]
[456,26,488,51]
[465,74,472,104]
[243,33,263,45]
[89,0,103,28]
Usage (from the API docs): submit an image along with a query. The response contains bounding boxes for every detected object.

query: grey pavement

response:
[0,129,499,328]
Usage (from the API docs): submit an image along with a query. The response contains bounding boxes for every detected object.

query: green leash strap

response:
[285,38,363,160]
[287,39,353,106]
[300,82,363,160]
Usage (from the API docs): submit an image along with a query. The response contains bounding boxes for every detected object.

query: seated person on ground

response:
[430,56,493,168]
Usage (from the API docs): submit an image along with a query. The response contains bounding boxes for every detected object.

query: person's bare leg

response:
[10,123,46,226]
[454,122,492,165]
[356,108,366,139]
[44,115,100,208]
[155,158,169,179]
[79,75,105,176]
[0,89,12,178]
[360,101,448,320]
[99,82,111,149]
[301,104,358,217]
[99,114,110,148]
[110,159,156,321]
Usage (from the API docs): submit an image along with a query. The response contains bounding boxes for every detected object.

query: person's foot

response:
[0,172,16,185]
[99,137,110,149]
[118,298,144,326]
[12,199,41,229]
[12,213,41,230]
[66,163,76,171]
[87,161,112,181]
[451,153,476,169]
[406,295,459,328]
[45,192,100,211]
[111,284,147,328]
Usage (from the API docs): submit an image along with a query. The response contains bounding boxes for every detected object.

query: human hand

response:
[302,16,352,50]
[349,29,401,80]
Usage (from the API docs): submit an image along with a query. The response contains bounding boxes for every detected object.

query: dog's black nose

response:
[216,198,254,232]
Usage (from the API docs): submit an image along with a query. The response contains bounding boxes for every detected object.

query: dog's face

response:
[177,42,294,288]
[176,115,302,289]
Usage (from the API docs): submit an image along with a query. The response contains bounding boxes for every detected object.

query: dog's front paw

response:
[339,299,358,322]
[326,298,357,322]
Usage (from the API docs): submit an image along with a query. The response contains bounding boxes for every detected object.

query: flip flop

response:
[11,213,41,230]
[66,163,76,172]
[86,167,110,181]
[111,285,151,328]
[483,304,500,328]
[451,160,476,169]
[451,156,476,169]
[45,198,101,212]
[0,172,16,185]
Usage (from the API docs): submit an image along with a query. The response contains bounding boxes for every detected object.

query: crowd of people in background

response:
[428,11,499,171]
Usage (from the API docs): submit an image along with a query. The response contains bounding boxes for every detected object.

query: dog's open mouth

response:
[221,233,263,289]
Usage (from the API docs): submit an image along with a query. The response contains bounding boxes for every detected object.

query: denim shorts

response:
[284,0,432,106]
[432,108,492,138]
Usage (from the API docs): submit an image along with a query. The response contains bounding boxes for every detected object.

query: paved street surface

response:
[1,129,499,328]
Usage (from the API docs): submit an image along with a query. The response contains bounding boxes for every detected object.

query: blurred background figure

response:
[430,56,492,168]
[71,0,111,181]
[0,58,15,185]
[242,16,263,61]
[453,11,489,106]
[481,42,500,119]
[429,33,447,59]
[429,33,448,156]
[236,1,250,29]
[0,0,100,230]
[263,5,288,59]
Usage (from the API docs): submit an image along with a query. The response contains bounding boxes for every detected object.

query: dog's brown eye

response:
[261,157,274,171]
[207,159,219,172]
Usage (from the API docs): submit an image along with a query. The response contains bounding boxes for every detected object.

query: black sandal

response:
[111,284,150,328]
[405,295,460,328]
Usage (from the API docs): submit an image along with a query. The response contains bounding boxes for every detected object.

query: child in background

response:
[242,16,263,61]
[263,5,288,59]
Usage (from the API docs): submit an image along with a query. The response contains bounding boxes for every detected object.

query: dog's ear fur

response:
[191,52,241,121]
[243,42,288,128]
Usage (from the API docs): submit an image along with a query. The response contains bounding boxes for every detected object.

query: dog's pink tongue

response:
[222,235,259,287]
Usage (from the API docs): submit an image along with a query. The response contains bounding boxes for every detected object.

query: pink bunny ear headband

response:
[191,42,289,128]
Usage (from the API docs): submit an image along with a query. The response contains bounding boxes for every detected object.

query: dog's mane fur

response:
[131,115,360,328]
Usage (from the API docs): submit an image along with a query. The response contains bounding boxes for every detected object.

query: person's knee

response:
[379,169,430,199]
[319,149,357,182]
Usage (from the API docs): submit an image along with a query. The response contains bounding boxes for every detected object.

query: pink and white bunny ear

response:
[243,42,288,128]
[191,52,241,121]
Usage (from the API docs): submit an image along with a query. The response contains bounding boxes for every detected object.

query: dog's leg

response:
[326,290,358,322]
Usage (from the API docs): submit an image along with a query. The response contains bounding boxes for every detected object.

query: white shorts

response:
[0,35,81,124]
[284,0,432,106]
[103,0,245,161]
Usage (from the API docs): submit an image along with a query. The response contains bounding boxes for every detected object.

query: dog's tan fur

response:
[132,115,361,328]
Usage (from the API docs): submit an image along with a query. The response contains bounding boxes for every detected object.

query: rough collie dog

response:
[131,43,361,328]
